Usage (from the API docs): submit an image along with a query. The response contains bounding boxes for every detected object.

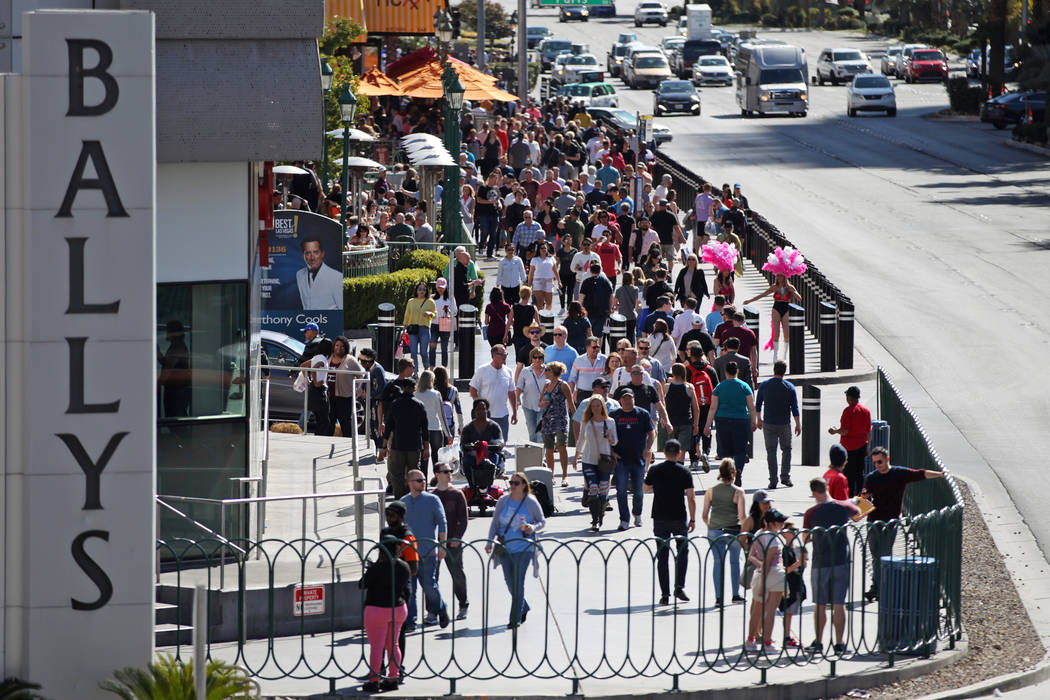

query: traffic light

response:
[451,8,461,38]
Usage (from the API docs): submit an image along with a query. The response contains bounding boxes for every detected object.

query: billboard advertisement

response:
[262,211,344,340]
[327,0,444,35]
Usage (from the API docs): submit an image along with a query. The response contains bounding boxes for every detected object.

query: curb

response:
[786,366,876,387]
[913,651,1050,700]
[1003,138,1050,157]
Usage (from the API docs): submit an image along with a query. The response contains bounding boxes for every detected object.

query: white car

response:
[846,74,896,117]
[692,54,733,86]
[816,48,873,86]
[561,54,601,84]
[634,1,668,26]
[881,46,903,76]
[556,82,618,108]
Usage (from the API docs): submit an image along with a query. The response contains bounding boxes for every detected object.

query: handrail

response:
[157,489,385,506]
[155,497,247,556]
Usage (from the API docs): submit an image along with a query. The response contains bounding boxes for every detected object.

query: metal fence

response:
[158,505,962,691]
[650,151,856,370]
[342,239,478,278]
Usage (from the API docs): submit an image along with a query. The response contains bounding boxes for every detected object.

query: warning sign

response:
[293,584,325,616]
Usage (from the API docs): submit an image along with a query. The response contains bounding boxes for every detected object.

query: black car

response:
[980,90,1046,129]
[560,5,589,21]
[591,1,616,16]
[653,79,701,116]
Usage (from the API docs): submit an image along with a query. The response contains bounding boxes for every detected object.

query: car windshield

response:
[640,2,663,7]
[888,47,903,56]
[569,56,598,66]
[610,109,635,123]
[559,85,592,96]
[660,81,693,92]
[637,57,669,68]
[913,50,943,61]
[545,41,572,53]
[833,50,864,61]
[759,68,803,84]
[615,46,630,56]
[528,27,548,35]
[854,76,890,88]
[699,57,727,66]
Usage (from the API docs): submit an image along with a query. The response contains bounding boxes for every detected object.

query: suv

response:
[634,1,668,26]
[607,41,637,77]
[560,54,601,85]
[671,38,722,78]
[623,51,672,89]
[903,48,947,83]
[653,79,701,115]
[559,5,589,21]
[895,44,927,79]
[556,82,619,108]
[526,26,551,50]
[538,38,573,70]
[816,48,872,85]
[846,74,896,117]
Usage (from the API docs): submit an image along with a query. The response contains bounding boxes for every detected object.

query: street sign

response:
[637,114,653,143]
[294,584,326,616]
[540,0,610,5]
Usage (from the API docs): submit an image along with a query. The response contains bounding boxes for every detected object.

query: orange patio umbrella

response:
[356,68,403,97]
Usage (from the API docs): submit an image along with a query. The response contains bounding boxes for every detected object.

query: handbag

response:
[491,498,527,567]
[590,420,616,474]
[406,324,420,335]
[292,371,308,393]
[438,315,454,333]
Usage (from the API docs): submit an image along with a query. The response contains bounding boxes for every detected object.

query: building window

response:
[157,282,248,420]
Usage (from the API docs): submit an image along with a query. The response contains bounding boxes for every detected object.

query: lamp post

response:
[441,65,466,247]
[338,85,358,243]
[320,59,333,191]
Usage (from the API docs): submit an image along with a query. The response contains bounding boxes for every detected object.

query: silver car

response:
[634,1,668,26]
[846,74,896,117]
[881,46,903,76]
[692,54,733,86]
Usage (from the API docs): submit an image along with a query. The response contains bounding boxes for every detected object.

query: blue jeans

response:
[428,328,450,367]
[500,550,533,625]
[708,528,742,601]
[477,214,500,257]
[409,326,431,370]
[715,416,751,476]
[493,415,510,443]
[408,555,447,625]
[615,459,645,523]
[522,407,542,443]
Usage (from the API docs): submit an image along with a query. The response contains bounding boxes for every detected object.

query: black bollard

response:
[608,313,627,352]
[802,384,821,466]
[743,304,760,366]
[539,309,556,346]
[377,303,396,370]
[819,301,837,373]
[788,303,805,375]
[837,297,855,370]
[457,304,478,380]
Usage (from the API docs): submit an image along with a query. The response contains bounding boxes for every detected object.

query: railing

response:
[650,151,856,370]
[878,366,965,637]
[342,237,477,277]
[158,507,962,691]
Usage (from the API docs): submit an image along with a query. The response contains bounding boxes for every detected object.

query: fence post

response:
[788,303,805,375]
[194,584,207,700]
[377,302,397,371]
[802,384,821,466]
[837,296,855,370]
[607,313,627,352]
[819,300,837,372]
[457,304,478,382]
[354,478,365,543]
[539,309,556,345]
[743,305,760,366]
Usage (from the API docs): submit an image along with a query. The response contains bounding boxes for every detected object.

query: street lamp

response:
[440,66,466,247]
[338,85,358,242]
[320,58,333,191]
[434,8,454,61]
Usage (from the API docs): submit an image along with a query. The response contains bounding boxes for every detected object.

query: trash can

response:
[878,555,938,655]
[865,420,891,477]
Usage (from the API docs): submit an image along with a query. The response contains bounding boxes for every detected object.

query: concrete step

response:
[155,623,193,648]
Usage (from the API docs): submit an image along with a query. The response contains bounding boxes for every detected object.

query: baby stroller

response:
[461,440,505,516]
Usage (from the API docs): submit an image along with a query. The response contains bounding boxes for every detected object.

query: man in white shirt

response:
[468,345,518,442]
[296,236,343,309]
[568,336,607,406]
[671,297,699,344]
[569,238,602,300]
[653,174,672,203]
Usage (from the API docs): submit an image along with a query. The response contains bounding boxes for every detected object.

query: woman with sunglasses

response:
[431,462,470,620]
[486,473,547,629]
[404,282,436,370]
[514,322,548,383]
[578,396,618,532]
[516,348,548,444]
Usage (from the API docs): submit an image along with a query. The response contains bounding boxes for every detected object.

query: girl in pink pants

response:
[360,534,412,692]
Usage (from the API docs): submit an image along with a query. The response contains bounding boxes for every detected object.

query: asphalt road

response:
[491,7,1050,560]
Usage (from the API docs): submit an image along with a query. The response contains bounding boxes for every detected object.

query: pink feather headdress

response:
[701,241,738,272]
[761,246,807,278]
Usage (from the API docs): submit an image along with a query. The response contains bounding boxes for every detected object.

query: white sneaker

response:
[763,641,779,654]
[744,639,759,652]
[633,516,642,527]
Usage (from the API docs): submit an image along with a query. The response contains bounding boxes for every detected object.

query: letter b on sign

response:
[67,39,119,116]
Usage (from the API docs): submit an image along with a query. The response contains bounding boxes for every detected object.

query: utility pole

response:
[988,0,1006,96]
[518,0,528,104]
[477,0,487,71]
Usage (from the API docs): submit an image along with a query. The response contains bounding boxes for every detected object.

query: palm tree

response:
[0,678,46,700]
[100,654,257,700]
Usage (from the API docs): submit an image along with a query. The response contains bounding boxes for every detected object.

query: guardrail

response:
[651,151,856,371]
[158,504,962,691]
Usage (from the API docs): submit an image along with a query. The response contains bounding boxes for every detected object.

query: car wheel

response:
[818,73,825,86]
[634,21,641,26]
[993,120,1006,130]
[830,75,838,86]
[905,73,912,83]
[848,108,856,117]
[887,108,896,117]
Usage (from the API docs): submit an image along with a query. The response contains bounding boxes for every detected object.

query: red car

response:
[904,49,948,83]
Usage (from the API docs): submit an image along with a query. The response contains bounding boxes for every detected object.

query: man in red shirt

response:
[596,236,622,279]
[823,444,850,501]
[720,312,758,385]
[828,386,872,497]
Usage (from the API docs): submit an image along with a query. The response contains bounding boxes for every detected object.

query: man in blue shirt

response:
[702,361,757,487]
[595,157,621,190]
[611,390,656,531]
[545,325,580,368]
[402,469,449,630]
[706,295,726,335]
[755,360,801,489]
[512,210,545,257]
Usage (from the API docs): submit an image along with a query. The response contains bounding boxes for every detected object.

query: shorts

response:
[542,432,568,448]
[661,243,675,260]
[772,300,790,317]
[534,277,554,294]
[750,566,786,596]
[811,564,849,605]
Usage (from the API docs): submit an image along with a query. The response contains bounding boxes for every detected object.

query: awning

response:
[356,68,404,97]
[396,61,518,102]
[399,134,456,167]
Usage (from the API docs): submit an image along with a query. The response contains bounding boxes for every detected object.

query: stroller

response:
[460,440,505,516]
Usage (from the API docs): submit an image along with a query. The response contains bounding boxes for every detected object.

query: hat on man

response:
[692,315,706,326]
[766,509,789,523]
[301,322,320,332]
[592,376,611,389]
[845,386,861,399]
[630,367,644,375]
[829,443,848,467]
[753,490,771,505]
[618,388,635,397]
[733,183,742,189]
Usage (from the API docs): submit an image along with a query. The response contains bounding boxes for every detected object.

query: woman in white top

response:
[577,396,618,532]
[302,337,333,436]
[416,370,452,476]
[461,184,475,230]
[648,318,677,369]
[429,279,457,369]
[526,241,558,312]
[515,347,548,444]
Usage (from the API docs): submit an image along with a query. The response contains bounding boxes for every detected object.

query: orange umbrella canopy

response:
[357,68,403,97]
[397,61,518,102]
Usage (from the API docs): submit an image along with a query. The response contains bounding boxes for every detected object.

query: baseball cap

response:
[829,443,848,467]
[385,501,406,516]
[734,183,742,189]
[692,316,705,326]
[301,322,320,332]
[592,376,611,388]
[630,367,644,375]
[845,386,861,398]
[618,388,635,397]
[753,490,771,505]
[436,277,448,288]
[766,509,789,523]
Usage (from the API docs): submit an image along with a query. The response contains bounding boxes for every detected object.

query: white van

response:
[735,43,808,117]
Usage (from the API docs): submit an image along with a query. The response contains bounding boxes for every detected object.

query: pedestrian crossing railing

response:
[156,505,962,691]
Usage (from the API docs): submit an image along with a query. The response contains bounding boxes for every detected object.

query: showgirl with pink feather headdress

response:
[744,247,806,361]
[701,241,739,306]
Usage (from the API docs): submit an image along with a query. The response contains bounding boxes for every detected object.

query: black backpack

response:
[531,480,555,518]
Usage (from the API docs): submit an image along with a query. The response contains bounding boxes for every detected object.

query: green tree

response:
[0,678,46,700]
[100,654,257,700]
[458,0,513,41]
[319,18,372,188]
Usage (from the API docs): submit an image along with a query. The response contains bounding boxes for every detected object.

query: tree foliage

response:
[458,0,512,41]
[100,654,257,700]
[0,678,46,700]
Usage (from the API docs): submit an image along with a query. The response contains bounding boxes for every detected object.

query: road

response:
[492,6,1050,560]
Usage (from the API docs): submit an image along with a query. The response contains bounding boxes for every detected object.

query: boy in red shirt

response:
[822,444,851,501]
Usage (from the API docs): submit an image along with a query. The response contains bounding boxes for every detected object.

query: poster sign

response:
[262,211,345,340]
[637,114,653,144]
[294,584,326,616]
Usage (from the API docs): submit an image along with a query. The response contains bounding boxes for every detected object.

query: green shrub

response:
[344,268,438,329]
[785,5,806,27]
[100,654,257,699]
[1013,121,1049,144]
[0,678,46,700]
[489,62,540,92]
[760,12,780,26]
[945,76,984,113]
[394,249,449,275]
[835,7,859,18]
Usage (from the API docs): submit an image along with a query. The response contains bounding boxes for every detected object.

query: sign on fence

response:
[294,584,326,616]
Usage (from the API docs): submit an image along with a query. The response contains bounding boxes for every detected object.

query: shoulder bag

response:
[590,420,616,474]
[491,497,527,567]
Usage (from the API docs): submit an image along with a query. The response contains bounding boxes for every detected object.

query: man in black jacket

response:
[379,378,431,497]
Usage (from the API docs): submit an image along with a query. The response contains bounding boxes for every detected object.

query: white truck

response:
[686,4,712,40]
[672,5,719,77]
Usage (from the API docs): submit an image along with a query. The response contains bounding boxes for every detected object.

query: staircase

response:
[154,584,194,648]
